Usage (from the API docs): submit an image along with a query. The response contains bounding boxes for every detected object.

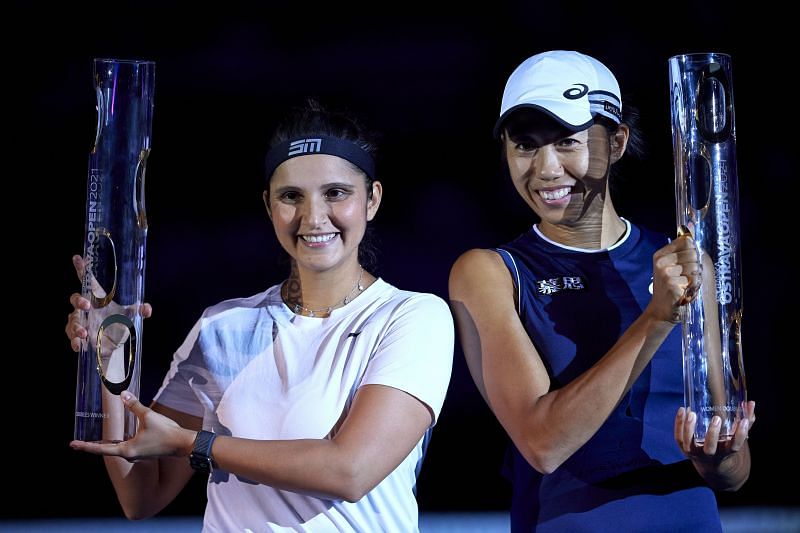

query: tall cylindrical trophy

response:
[669,53,746,444]
[74,59,155,442]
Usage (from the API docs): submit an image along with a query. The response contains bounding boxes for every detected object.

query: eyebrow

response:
[509,130,587,147]
[272,182,357,194]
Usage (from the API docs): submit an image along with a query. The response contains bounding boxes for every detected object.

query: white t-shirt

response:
[154,278,454,532]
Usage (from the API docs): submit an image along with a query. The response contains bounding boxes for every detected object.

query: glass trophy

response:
[74,58,155,442]
[669,53,746,444]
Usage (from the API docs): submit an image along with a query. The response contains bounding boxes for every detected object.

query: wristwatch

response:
[189,430,217,474]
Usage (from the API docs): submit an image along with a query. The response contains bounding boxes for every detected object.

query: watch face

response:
[190,453,212,474]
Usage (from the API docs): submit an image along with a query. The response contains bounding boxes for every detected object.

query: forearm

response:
[99,393,194,519]
[199,385,430,503]
[210,436,368,502]
[692,441,751,491]
[510,311,676,472]
[103,456,179,519]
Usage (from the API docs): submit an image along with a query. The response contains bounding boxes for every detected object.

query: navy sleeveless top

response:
[496,220,722,532]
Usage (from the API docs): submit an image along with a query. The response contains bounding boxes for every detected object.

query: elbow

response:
[340,487,369,504]
[518,437,566,475]
[121,506,156,522]
[524,453,562,476]
[332,463,378,503]
[117,497,159,521]
[338,476,374,504]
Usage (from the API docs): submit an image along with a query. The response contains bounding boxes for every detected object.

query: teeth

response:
[301,233,336,243]
[539,188,571,200]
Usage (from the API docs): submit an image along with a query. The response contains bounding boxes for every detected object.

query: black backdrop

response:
[10,1,797,520]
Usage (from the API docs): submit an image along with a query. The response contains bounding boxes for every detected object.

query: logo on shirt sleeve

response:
[536,276,585,295]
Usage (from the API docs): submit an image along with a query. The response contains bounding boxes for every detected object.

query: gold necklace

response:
[288,267,365,317]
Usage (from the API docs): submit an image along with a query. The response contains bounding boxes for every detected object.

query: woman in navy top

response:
[449,50,755,532]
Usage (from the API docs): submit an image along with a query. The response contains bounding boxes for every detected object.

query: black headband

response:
[264,136,376,182]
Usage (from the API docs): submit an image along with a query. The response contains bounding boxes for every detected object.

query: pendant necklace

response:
[288,267,365,317]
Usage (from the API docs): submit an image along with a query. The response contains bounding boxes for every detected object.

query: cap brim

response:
[493,103,594,138]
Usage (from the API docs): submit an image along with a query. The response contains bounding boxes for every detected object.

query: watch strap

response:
[190,430,217,473]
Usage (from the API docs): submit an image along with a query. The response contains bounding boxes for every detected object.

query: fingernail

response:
[121,391,132,402]
[712,416,721,427]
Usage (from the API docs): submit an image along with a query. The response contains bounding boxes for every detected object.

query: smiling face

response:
[502,113,628,232]
[264,154,381,274]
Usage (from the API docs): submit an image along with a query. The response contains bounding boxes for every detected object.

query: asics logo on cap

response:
[288,138,322,156]
[563,84,588,99]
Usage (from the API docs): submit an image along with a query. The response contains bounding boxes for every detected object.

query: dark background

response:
[10,0,797,520]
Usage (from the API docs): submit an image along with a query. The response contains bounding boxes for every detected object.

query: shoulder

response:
[451,247,507,276]
[450,248,511,297]
[377,282,452,321]
[199,285,280,321]
[361,282,454,348]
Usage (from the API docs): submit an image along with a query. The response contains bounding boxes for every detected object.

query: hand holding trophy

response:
[74,59,155,443]
[669,53,747,446]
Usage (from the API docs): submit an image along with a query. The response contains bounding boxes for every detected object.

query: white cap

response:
[494,50,622,137]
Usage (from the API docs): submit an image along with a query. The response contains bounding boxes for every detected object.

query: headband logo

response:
[563,84,588,100]
[288,138,322,156]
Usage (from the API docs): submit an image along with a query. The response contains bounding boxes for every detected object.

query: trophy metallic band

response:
[87,228,118,309]
[97,314,136,395]
[264,136,376,183]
